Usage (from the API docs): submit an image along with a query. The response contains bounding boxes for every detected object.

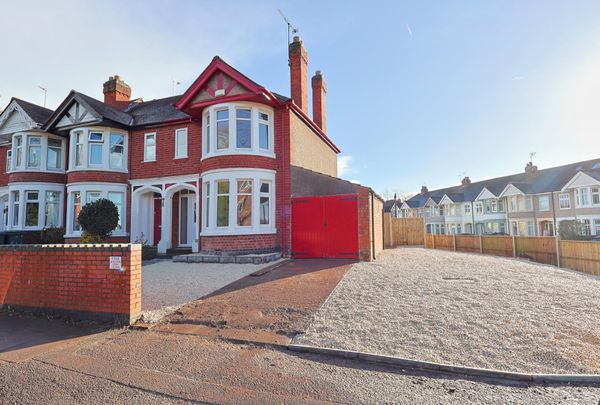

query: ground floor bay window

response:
[7,183,64,231]
[65,183,127,238]
[201,169,275,236]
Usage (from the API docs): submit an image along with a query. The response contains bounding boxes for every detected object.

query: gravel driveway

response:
[294,247,600,374]
[141,259,273,322]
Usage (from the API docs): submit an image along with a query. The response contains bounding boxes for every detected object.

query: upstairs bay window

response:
[9,133,65,172]
[202,169,275,235]
[68,127,127,171]
[203,103,274,158]
[574,187,600,208]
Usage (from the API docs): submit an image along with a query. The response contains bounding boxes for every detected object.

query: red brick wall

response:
[200,234,279,252]
[0,145,8,186]
[0,244,141,324]
[201,155,277,172]
[9,171,67,184]
[67,171,129,184]
[130,121,201,179]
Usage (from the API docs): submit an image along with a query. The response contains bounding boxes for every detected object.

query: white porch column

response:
[193,189,200,253]
[158,196,172,254]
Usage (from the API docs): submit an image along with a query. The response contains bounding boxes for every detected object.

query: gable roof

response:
[12,98,53,125]
[406,157,600,208]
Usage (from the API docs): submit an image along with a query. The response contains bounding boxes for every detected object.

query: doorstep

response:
[172,251,282,264]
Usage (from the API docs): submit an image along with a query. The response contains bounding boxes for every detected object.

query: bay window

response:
[8,185,64,230]
[203,103,274,158]
[11,133,65,172]
[202,169,275,235]
[66,184,127,237]
[68,127,128,171]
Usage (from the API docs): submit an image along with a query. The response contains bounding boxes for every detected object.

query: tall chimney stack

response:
[103,75,131,109]
[289,36,309,113]
[311,70,327,132]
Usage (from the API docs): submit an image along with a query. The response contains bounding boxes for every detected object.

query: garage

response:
[291,194,359,259]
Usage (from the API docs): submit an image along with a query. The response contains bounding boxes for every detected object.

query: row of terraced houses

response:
[388,160,600,237]
[0,37,383,260]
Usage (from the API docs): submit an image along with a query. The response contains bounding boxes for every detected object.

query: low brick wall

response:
[0,244,142,325]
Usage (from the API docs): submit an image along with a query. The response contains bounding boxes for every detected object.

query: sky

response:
[1,0,600,197]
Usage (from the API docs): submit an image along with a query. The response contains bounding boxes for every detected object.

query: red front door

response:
[153,198,162,246]
[291,194,359,259]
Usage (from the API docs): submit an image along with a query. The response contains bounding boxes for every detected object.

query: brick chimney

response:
[461,176,471,186]
[421,185,428,194]
[311,70,327,132]
[524,161,538,174]
[103,75,131,109]
[289,36,309,113]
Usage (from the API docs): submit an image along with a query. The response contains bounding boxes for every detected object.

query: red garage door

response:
[291,194,359,259]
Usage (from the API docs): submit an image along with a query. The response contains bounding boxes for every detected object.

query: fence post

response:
[453,235,457,251]
[512,236,516,257]
[479,235,483,254]
[432,234,436,249]
[555,235,561,268]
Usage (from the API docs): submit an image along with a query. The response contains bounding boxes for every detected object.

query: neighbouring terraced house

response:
[397,159,600,237]
[0,37,383,260]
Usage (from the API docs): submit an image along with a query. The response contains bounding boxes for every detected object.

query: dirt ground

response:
[160,259,354,343]
[295,247,600,374]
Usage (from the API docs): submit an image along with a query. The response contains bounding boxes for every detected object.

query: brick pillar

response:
[289,36,309,113]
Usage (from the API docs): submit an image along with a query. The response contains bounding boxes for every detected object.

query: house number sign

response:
[109,256,123,271]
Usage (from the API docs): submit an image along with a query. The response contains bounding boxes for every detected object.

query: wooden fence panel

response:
[515,236,557,266]
[384,216,425,247]
[433,235,454,250]
[455,235,480,253]
[425,233,434,248]
[560,240,600,276]
[481,236,513,257]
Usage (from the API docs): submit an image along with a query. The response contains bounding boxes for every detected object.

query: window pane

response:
[236,109,251,119]
[25,200,39,227]
[89,132,103,141]
[217,181,229,194]
[236,119,251,148]
[110,134,124,168]
[259,123,269,149]
[176,130,187,157]
[217,196,229,227]
[216,110,229,120]
[260,182,269,193]
[260,196,269,225]
[45,191,60,227]
[217,120,229,149]
[237,180,252,193]
[87,191,101,204]
[237,194,252,226]
[73,192,81,231]
[12,191,19,226]
[259,112,268,121]
[90,144,103,165]
[28,137,41,168]
[108,192,123,230]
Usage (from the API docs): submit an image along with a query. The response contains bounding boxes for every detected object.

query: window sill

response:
[201,150,276,161]
[142,160,156,163]
[9,168,66,174]
[174,156,188,160]
[67,168,128,174]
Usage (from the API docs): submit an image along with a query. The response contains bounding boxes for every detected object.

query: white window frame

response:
[11,133,66,173]
[202,102,275,160]
[65,183,128,238]
[68,127,128,172]
[109,133,126,170]
[144,132,156,162]
[174,128,188,159]
[559,193,571,209]
[201,169,276,236]
[538,195,550,211]
[5,149,11,172]
[7,183,64,231]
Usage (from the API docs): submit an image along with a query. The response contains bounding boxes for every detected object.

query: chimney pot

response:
[293,36,301,43]
[421,185,429,194]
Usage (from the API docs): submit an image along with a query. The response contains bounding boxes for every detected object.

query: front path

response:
[295,247,600,374]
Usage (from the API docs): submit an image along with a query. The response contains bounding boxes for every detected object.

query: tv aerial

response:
[278,9,299,65]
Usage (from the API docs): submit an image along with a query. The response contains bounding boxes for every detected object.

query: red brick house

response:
[0,37,383,260]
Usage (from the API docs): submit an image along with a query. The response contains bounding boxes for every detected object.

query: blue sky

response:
[1,1,600,197]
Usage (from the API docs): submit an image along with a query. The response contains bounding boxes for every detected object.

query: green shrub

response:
[78,198,119,242]
[134,232,158,260]
[40,227,65,244]
[558,220,592,241]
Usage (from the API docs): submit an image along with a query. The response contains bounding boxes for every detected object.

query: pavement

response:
[2,259,600,404]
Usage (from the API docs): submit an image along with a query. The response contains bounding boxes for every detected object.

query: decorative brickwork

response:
[9,171,66,184]
[0,244,141,324]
